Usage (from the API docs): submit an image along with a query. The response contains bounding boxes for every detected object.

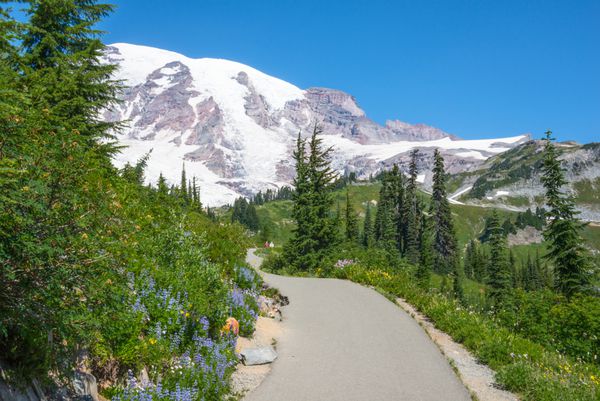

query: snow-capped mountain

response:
[102,43,529,206]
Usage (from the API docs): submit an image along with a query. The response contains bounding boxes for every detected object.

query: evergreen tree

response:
[402,149,421,263]
[335,200,342,230]
[180,163,188,202]
[429,149,458,273]
[0,0,122,377]
[464,240,488,282]
[417,214,433,286]
[508,249,518,288]
[452,260,465,304]
[463,240,476,279]
[246,203,259,231]
[362,202,375,248]
[487,210,512,305]
[285,126,337,270]
[345,188,359,242]
[374,175,397,251]
[387,164,404,250]
[306,125,338,255]
[157,173,169,197]
[191,177,202,211]
[541,130,592,297]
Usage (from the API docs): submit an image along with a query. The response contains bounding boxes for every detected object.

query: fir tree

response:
[429,149,458,273]
[345,188,359,242]
[285,125,337,270]
[246,203,259,231]
[452,260,465,304]
[1,0,121,377]
[374,175,397,251]
[306,125,338,255]
[387,164,404,250]
[417,214,433,286]
[541,130,592,297]
[487,210,512,305]
[180,163,188,202]
[362,202,375,248]
[157,173,169,197]
[402,149,421,263]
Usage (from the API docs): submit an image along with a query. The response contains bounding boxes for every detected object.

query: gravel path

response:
[244,249,471,401]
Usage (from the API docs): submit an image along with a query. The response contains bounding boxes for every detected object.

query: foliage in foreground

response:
[0,2,260,400]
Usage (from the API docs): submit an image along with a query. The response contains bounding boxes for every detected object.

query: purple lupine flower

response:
[230,287,245,307]
[154,321,163,340]
[199,316,209,332]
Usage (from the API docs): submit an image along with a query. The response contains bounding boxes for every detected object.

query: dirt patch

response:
[396,298,519,401]
[231,315,283,397]
[507,226,543,246]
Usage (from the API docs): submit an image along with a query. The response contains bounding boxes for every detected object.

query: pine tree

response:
[1,0,122,377]
[335,200,342,230]
[180,163,188,202]
[541,130,592,297]
[374,175,397,252]
[487,210,512,305]
[362,202,375,248]
[387,164,404,250]
[306,125,338,255]
[246,203,259,231]
[285,126,337,270]
[345,188,359,242]
[402,149,421,263]
[157,173,169,197]
[191,177,202,211]
[429,149,458,273]
[417,214,433,286]
[508,249,518,288]
[463,240,476,279]
[452,260,465,304]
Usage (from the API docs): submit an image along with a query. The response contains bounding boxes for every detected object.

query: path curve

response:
[244,249,471,401]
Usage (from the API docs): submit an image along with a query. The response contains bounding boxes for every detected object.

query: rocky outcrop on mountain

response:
[102,43,528,206]
[451,141,600,221]
[236,72,278,129]
[386,120,458,141]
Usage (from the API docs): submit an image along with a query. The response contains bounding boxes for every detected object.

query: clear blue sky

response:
[98,0,599,142]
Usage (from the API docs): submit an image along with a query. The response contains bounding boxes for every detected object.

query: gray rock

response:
[240,346,278,366]
[72,371,98,401]
[0,361,47,401]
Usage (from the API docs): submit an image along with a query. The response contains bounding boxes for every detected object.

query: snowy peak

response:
[103,43,529,206]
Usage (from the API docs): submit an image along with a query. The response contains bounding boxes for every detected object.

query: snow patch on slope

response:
[320,135,526,162]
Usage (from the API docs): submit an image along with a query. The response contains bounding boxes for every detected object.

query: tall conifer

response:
[345,189,359,242]
[429,149,458,273]
[363,202,375,247]
[487,210,512,305]
[541,130,592,297]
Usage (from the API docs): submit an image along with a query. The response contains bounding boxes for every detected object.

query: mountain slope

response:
[448,140,600,221]
[103,43,528,205]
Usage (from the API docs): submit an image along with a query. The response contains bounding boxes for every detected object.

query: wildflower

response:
[221,317,239,336]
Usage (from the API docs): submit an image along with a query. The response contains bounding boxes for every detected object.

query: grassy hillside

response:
[446,141,600,220]
[256,182,600,257]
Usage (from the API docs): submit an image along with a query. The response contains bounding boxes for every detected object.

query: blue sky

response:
[98,0,600,142]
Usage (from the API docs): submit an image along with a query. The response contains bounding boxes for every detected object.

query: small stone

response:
[73,370,99,401]
[240,346,278,366]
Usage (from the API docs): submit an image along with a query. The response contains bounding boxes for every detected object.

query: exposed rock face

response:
[102,43,528,206]
[451,141,600,222]
[386,120,459,141]
[236,72,277,129]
